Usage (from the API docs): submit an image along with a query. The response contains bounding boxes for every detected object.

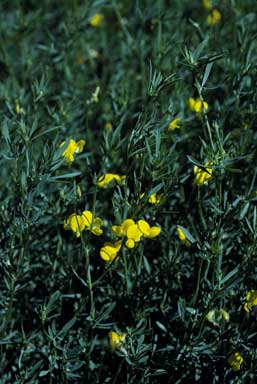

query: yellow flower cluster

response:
[244,290,257,313]
[112,219,161,249]
[108,331,126,351]
[64,211,103,237]
[193,162,213,186]
[202,0,222,26]
[100,240,122,262]
[60,139,86,164]
[168,118,181,131]
[176,227,191,247]
[99,219,161,261]
[97,173,126,188]
[89,13,103,27]
[188,97,208,114]
[228,352,243,371]
[207,9,222,26]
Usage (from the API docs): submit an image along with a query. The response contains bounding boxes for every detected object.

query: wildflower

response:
[97,173,126,188]
[82,210,103,236]
[64,210,103,237]
[125,223,143,248]
[188,97,208,114]
[148,192,163,204]
[60,139,86,164]
[176,227,191,247]
[15,102,25,115]
[89,13,103,27]
[228,352,243,371]
[207,9,222,26]
[220,308,230,322]
[64,214,86,238]
[112,219,161,249]
[77,185,82,198]
[108,331,126,351]
[202,0,212,9]
[100,240,122,261]
[105,122,113,132]
[206,308,230,325]
[193,162,213,186]
[244,290,257,313]
[137,220,161,238]
[168,118,181,131]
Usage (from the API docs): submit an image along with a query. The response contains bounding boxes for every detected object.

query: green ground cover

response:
[0,0,257,382]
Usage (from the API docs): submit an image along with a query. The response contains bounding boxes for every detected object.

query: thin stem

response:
[81,233,95,319]
[122,247,129,294]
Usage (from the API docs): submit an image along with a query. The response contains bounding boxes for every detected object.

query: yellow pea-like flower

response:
[60,139,86,164]
[108,331,126,351]
[64,214,85,238]
[89,13,103,27]
[193,162,213,186]
[97,173,126,188]
[228,352,243,371]
[176,227,191,247]
[64,211,103,237]
[168,118,181,131]
[188,97,208,114]
[100,241,122,261]
[244,290,257,312]
[126,224,143,243]
[112,218,161,250]
[207,9,222,26]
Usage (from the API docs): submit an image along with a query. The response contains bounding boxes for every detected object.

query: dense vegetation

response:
[0,0,257,383]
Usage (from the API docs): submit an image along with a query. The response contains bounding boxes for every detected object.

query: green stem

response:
[192,258,203,306]
[81,233,95,319]
[122,247,129,294]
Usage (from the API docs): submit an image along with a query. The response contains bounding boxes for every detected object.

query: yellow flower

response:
[207,9,222,26]
[64,210,103,237]
[206,308,230,325]
[228,352,243,371]
[89,13,103,27]
[188,97,208,114]
[137,220,161,239]
[176,227,191,247]
[202,0,212,9]
[193,162,213,186]
[125,223,143,248]
[148,192,163,204]
[100,241,122,261]
[108,331,126,351]
[244,290,257,312]
[64,214,86,238]
[220,308,230,322]
[82,210,103,236]
[112,219,161,249]
[105,122,113,132]
[60,139,86,164]
[77,185,82,198]
[97,173,126,188]
[15,102,25,115]
[168,118,181,131]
